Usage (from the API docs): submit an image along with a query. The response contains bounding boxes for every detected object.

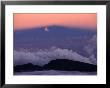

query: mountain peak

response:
[44,26,49,32]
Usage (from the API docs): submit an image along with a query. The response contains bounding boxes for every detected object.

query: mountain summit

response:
[14,25,97,54]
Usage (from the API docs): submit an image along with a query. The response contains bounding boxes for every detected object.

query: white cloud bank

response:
[14,47,95,66]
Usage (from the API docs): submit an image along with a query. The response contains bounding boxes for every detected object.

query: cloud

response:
[14,47,94,66]
[89,54,97,65]
[84,35,97,54]
[83,35,97,65]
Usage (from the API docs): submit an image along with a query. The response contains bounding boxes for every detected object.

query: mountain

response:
[14,63,43,72]
[14,25,96,51]
[14,25,96,38]
[44,59,97,72]
[14,25,97,67]
[14,59,97,72]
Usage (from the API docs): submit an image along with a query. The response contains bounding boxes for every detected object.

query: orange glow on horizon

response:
[14,13,97,30]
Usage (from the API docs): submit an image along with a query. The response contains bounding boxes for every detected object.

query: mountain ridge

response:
[14,25,96,32]
[14,59,97,73]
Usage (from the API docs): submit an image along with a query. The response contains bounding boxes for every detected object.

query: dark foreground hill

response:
[14,63,43,72]
[14,59,97,72]
[43,59,97,72]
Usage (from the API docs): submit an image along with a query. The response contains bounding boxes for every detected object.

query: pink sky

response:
[14,13,97,30]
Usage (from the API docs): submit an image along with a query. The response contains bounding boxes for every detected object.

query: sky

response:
[14,13,97,30]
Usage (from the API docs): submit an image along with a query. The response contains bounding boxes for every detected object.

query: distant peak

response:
[44,26,49,32]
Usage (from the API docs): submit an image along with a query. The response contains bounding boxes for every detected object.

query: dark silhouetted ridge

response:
[14,63,43,72]
[14,59,97,72]
[43,59,97,72]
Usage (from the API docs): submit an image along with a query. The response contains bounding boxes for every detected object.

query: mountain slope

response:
[14,25,96,50]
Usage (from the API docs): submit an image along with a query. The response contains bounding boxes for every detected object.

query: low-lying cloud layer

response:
[14,47,96,66]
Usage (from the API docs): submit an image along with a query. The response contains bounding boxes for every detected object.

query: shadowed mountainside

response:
[14,25,96,51]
